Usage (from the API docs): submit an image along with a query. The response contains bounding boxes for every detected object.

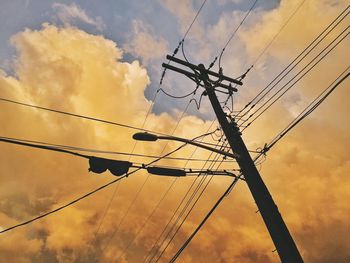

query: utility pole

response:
[163,56,303,262]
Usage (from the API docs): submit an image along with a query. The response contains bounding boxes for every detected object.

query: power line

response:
[0,137,89,159]
[158,86,199,99]
[163,38,306,260]
[183,0,208,40]
[131,1,246,256]
[0,136,239,176]
[266,67,349,151]
[251,0,307,66]
[0,97,230,150]
[159,0,208,84]
[149,142,227,263]
[169,174,242,263]
[147,9,349,260]
[113,177,178,261]
[0,97,173,137]
[218,0,259,69]
[170,145,265,262]
[142,176,199,263]
[235,5,349,118]
[143,142,222,263]
[238,19,349,126]
[0,135,235,163]
[0,142,189,234]
[152,176,211,262]
[154,150,226,263]
[163,144,231,262]
[141,123,219,263]
[1,104,227,240]
[241,25,349,130]
[0,175,127,234]
[139,84,233,263]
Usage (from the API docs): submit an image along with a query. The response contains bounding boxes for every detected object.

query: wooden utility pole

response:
[163,56,303,262]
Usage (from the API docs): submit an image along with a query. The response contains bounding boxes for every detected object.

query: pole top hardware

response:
[162,54,242,94]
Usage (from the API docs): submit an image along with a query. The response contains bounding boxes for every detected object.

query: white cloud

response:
[123,20,169,64]
[52,3,105,31]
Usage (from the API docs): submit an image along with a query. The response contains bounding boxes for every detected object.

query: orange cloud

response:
[0,23,221,262]
[0,0,349,261]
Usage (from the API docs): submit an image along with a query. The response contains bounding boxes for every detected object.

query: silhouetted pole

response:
[163,58,303,263]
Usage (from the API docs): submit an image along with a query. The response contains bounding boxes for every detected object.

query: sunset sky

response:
[0,0,349,262]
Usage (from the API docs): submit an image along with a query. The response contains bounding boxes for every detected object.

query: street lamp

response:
[132,132,239,159]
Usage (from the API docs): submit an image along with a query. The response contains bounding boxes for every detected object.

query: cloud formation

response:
[0,23,217,262]
[0,0,349,262]
[52,3,105,31]
[124,20,169,65]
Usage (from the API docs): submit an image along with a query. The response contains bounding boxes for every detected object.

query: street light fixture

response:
[133,132,239,159]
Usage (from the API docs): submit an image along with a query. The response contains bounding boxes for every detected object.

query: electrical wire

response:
[0,139,191,235]
[251,0,307,66]
[218,0,259,69]
[158,86,199,99]
[0,137,89,158]
[160,0,208,84]
[119,13,202,238]
[141,124,222,263]
[94,2,346,262]
[149,141,229,263]
[92,95,223,254]
[0,97,175,137]
[153,177,213,263]
[239,20,349,126]
[183,0,208,40]
[266,67,349,151]
[235,5,349,119]
[154,149,226,263]
[0,136,237,180]
[0,128,225,235]
[0,175,127,234]
[113,177,178,261]
[0,2,210,258]
[241,25,349,130]
[143,141,223,263]
[169,173,241,263]
[142,176,199,263]
[0,135,236,163]
[150,175,212,262]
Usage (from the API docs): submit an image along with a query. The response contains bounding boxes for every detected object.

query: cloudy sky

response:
[0,0,349,262]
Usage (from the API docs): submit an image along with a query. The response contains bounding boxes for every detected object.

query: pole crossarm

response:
[163,54,304,262]
[162,64,238,93]
[166,55,243,85]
